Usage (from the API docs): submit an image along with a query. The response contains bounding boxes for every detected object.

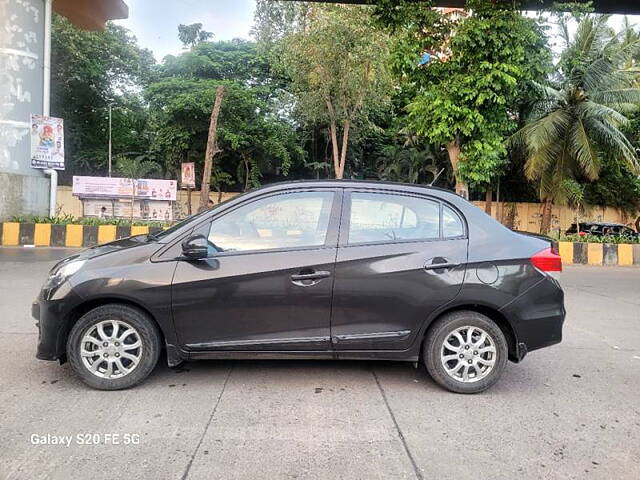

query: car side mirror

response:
[181,234,208,260]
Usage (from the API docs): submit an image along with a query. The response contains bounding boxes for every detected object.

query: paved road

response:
[0,247,638,480]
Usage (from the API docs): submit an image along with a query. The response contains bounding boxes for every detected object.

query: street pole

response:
[43,0,57,218]
[108,103,112,177]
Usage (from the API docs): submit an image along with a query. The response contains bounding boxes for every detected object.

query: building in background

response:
[0,0,128,220]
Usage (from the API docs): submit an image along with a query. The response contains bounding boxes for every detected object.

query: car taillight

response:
[531,247,562,279]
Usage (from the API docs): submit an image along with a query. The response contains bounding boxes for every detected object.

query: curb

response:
[0,223,164,248]
[558,241,640,266]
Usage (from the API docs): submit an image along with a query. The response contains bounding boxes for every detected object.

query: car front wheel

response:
[67,304,161,390]
[423,311,508,394]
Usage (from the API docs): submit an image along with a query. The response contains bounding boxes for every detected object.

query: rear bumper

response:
[500,277,565,357]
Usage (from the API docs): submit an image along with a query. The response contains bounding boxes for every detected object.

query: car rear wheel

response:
[67,304,161,390]
[423,311,508,394]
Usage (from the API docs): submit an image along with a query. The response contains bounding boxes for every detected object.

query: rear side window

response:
[443,205,464,238]
[348,192,440,244]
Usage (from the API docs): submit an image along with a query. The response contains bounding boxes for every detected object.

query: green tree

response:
[511,15,640,233]
[278,4,393,179]
[51,16,154,181]
[178,23,213,49]
[115,155,160,221]
[377,1,550,198]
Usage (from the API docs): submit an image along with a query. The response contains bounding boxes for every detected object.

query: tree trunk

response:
[446,140,468,199]
[540,197,554,234]
[186,185,192,216]
[484,189,493,215]
[243,154,250,191]
[337,119,351,179]
[199,86,225,211]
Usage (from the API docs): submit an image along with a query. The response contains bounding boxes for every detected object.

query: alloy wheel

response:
[440,325,497,383]
[80,319,143,379]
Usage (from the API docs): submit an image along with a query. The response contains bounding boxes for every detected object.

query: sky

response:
[115,1,639,62]
[115,0,257,61]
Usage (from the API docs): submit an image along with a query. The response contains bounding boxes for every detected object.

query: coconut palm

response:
[116,155,160,222]
[511,15,640,234]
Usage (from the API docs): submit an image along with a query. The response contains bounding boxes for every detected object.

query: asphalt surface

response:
[0,247,638,480]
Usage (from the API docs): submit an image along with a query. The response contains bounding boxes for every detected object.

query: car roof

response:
[580,222,627,227]
[250,179,457,196]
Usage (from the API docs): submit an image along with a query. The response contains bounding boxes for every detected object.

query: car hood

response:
[51,235,153,271]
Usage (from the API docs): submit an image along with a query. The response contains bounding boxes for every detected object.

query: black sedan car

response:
[566,222,638,238]
[34,181,565,394]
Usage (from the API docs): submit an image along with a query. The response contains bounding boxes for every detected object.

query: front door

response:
[171,189,341,351]
[331,189,468,351]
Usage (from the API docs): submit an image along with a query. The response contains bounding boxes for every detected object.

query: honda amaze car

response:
[34,181,565,394]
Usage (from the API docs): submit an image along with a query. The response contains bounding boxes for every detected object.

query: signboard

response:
[30,114,64,170]
[72,176,177,201]
[83,198,173,221]
[181,162,195,188]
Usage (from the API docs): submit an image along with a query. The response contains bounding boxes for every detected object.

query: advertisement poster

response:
[72,176,177,201]
[83,198,173,221]
[30,114,64,170]
[181,162,195,188]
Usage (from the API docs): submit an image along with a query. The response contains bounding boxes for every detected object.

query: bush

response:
[560,234,640,244]
[8,215,170,228]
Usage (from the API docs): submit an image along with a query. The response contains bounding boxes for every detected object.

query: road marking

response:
[372,367,423,480]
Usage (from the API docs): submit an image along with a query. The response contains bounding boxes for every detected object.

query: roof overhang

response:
[54,0,129,31]
[303,0,640,15]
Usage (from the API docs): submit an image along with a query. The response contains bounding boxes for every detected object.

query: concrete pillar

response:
[0,0,51,220]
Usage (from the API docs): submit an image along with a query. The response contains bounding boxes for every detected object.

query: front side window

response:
[348,192,440,244]
[208,191,334,252]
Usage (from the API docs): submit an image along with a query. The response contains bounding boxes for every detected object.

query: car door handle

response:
[290,271,332,282]
[423,260,459,271]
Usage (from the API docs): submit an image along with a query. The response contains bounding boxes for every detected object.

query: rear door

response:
[330,189,468,351]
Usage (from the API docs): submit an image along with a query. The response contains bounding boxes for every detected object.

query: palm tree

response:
[511,15,640,234]
[116,155,161,222]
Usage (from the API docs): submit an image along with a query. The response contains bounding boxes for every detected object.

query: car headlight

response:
[44,259,86,290]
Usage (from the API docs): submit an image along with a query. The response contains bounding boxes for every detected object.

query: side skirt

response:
[184,349,418,362]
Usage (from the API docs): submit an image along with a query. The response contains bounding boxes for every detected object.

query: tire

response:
[423,310,508,394]
[67,304,161,390]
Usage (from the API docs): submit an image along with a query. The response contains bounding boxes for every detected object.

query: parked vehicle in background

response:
[34,181,565,394]
[565,222,639,238]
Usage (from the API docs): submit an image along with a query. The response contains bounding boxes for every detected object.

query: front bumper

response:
[33,283,83,362]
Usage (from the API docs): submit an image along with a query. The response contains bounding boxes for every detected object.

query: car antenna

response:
[429,168,445,186]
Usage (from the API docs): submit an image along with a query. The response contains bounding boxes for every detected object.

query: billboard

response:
[181,162,195,188]
[83,198,173,221]
[72,176,177,201]
[30,114,64,170]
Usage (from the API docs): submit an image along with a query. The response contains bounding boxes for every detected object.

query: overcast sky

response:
[115,0,257,61]
[115,1,639,62]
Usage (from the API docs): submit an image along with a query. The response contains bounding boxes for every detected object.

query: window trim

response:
[339,189,467,248]
[199,188,343,258]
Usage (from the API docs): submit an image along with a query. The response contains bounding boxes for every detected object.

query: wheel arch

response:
[58,297,167,363]
[420,304,520,362]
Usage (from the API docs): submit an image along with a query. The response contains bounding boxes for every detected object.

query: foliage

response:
[8,214,169,227]
[276,4,394,178]
[510,15,640,210]
[51,15,155,181]
[560,233,640,244]
[376,1,551,191]
[115,155,160,181]
[178,23,213,49]
[145,77,302,190]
